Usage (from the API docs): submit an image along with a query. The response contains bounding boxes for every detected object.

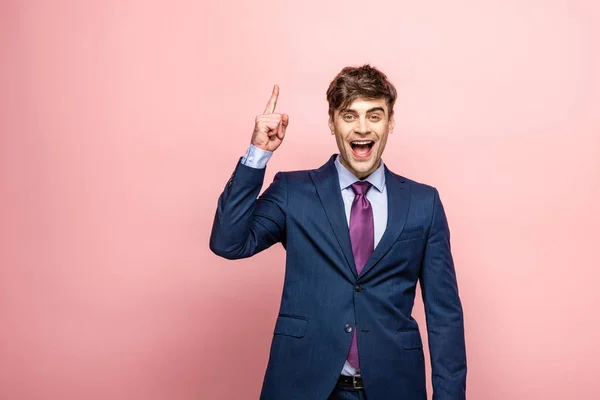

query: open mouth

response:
[350,140,374,158]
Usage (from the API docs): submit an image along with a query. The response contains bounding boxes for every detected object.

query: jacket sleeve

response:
[209,159,286,260]
[419,188,467,400]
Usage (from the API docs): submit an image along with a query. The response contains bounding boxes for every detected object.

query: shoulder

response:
[275,158,334,184]
[275,167,316,185]
[386,168,439,198]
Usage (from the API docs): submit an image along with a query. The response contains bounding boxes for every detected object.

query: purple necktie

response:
[347,181,374,370]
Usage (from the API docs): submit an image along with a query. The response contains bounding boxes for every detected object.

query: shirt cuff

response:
[241,144,273,169]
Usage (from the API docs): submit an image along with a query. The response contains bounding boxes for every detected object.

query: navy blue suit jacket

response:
[210,155,467,400]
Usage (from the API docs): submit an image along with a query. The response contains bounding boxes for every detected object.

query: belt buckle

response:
[352,374,364,390]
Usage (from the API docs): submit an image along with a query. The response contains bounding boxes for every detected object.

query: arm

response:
[419,188,467,400]
[209,85,290,260]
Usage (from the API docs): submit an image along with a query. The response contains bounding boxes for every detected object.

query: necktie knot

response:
[351,181,372,196]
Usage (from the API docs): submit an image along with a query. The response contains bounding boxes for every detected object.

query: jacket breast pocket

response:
[396,227,425,242]
[274,314,308,338]
[397,330,423,349]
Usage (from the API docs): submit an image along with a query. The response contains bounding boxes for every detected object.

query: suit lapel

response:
[359,167,411,278]
[309,156,358,280]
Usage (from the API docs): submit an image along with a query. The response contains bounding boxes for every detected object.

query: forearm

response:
[210,148,285,260]
[426,295,466,400]
[210,160,264,259]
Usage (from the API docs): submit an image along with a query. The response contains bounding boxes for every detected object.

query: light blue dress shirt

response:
[241,144,388,376]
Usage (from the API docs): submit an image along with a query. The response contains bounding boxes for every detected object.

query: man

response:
[210,65,467,400]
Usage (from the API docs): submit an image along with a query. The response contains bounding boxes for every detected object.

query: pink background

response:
[2,0,599,399]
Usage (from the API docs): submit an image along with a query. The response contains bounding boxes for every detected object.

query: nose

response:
[354,116,371,135]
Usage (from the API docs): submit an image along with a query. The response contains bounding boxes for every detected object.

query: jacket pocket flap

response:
[274,315,308,338]
[398,330,423,349]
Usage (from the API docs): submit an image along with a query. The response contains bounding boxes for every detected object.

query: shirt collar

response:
[334,155,386,192]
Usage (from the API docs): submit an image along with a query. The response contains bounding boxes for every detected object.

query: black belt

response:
[337,375,364,389]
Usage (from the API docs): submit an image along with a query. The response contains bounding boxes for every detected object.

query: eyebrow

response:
[339,107,386,114]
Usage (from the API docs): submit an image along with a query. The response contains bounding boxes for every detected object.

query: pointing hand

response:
[251,85,289,152]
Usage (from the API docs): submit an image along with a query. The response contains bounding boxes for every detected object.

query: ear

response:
[328,117,334,135]
[389,116,395,134]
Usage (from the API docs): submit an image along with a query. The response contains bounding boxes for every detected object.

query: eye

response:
[369,115,381,121]
[343,114,356,121]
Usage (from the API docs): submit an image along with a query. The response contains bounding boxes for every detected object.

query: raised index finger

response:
[263,84,279,114]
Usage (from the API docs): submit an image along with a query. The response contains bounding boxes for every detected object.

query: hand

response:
[251,85,289,152]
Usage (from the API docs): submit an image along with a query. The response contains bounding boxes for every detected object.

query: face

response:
[329,97,394,179]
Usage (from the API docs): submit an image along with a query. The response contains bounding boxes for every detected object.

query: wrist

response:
[242,144,273,168]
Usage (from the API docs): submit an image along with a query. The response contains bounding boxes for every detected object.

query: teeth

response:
[352,141,372,145]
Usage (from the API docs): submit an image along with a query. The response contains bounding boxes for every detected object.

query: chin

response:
[340,148,379,177]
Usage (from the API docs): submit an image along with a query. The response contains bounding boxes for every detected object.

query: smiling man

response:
[210,65,467,400]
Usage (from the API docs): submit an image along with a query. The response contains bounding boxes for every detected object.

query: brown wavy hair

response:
[326,65,397,118]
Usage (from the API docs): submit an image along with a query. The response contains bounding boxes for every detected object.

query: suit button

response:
[344,324,353,333]
[354,285,363,292]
